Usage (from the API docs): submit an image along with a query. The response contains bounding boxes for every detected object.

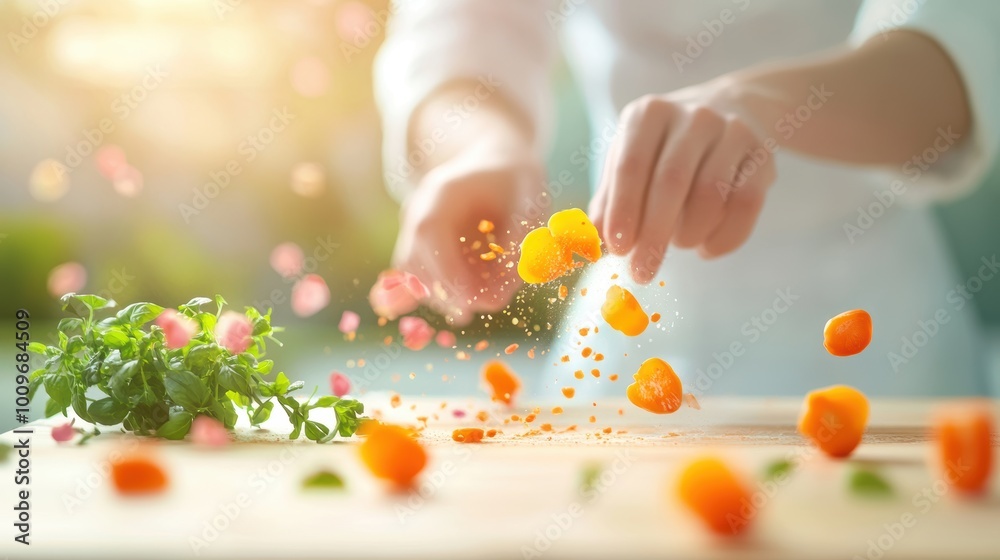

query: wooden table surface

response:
[2,396,999,559]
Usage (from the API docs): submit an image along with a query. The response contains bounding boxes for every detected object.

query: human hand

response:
[392,142,547,325]
[590,83,776,283]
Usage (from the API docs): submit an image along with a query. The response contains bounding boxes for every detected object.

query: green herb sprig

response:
[27,294,364,443]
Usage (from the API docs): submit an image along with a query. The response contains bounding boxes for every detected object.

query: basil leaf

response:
[156,410,194,440]
[250,401,273,426]
[849,468,893,498]
[302,470,345,490]
[89,398,129,425]
[164,370,210,410]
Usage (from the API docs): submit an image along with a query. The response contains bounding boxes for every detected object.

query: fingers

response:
[700,151,776,258]
[599,97,672,255]
[672,117,755,250]
[629,108,723,283]
[588,134,620,235]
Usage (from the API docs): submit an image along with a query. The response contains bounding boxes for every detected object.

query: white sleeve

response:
[373,0,558,200]
[850,0,1000,203]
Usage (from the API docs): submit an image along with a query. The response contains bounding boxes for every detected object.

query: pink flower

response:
[216,311,252,354]
[338,310,360,333]
[47,262,87,298]
[95,144,128,179]
[269,242,304,278]
[452,409,467,418]
[329,372,351,397]
[291,274,331,318]
[435,330,456,348]
[52,419,76,443]
[399,316,435,351]
[190,416,230,447]
[368,270,430,320]
[155,309,198,349]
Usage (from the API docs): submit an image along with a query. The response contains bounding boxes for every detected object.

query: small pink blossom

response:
[95,144,128,179]
[338,310,360,333]
[269,242,305,278]
[291,274,331,318]
[190,415,230,447]
[368,270,430,320]
[435,330,456,348]
[216,311,252,354]
[47,262,87,298]
[155,309,198,349]
[52,419,76,443]
[329,372,351,397]
[452,409,467,418]
[399,316,435,351]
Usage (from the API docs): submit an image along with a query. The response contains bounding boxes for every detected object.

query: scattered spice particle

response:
[524,414,536,423]
[452,428,485,443]
[561,387,576,399]
[561,355,570,362]
[552,406,564,414]
[651,313,661,323]
[478,219,494,234]
[579,327,589,336]
[594,353,604,361]
[540,423,553,431]
[563,425,577,432]
[659,280,665,287]
[589,415,597,423]
[582,347,593,358]
[480,252,497,261]
[390,394,402,408]
[471,240,482,250]
[505,343,519,355]
[476,411,489,422]
[527,348,536,359]
[602,427,612,434]
[580,288,588,296]
[558,285,568,300]
[488,242,505,254]
[683,393,701,410]
[574,370,585,379]
[486,429,498,438]
[594,326,599,333]
[456,351,471,360]
[475,340,489,351]
[378,317,388,327]
[511,415,521,422]
[609,374,619,381]
[618,408,624,415]
[591,369,600,378]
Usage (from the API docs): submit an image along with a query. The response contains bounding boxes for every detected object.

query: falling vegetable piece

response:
[626,358,682,414]
[517,227,573,284]
[676,456,753,535]
[516,208,603,284]
[358,423,427,488]
[452,428,485,443]
[797,385,869,458]
[478,219,494,234]
[561,387,576,399]
[823,309,873,357]
[932,401,994,494]
[547,208,603,263]
[111,455,169,495]
[482,360,521,406]
[601,285,649,337]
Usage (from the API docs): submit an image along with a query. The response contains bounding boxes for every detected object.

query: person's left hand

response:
[589,82,776,283]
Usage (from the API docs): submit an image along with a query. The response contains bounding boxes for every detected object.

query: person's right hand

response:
[392,141,547,325]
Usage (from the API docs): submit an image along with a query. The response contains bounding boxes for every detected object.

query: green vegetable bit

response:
[302,470,346,490]
[762,459,795,482]
[848,467,894,498]
[28,293,364,443]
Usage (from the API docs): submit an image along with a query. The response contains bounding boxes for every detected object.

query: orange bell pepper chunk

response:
[482,360,521,405]
[358,423,427,487]
[626,357,682,414]
[601,285,649,336]
[111,455,169,495]
[798,385,869,458]
[823,309,873,357]
[933,401,994,494]
[676,456,753,535]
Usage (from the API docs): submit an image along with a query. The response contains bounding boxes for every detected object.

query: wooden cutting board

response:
[2,397,998,559]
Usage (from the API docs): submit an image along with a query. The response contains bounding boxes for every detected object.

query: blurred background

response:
[1,0,999,431]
